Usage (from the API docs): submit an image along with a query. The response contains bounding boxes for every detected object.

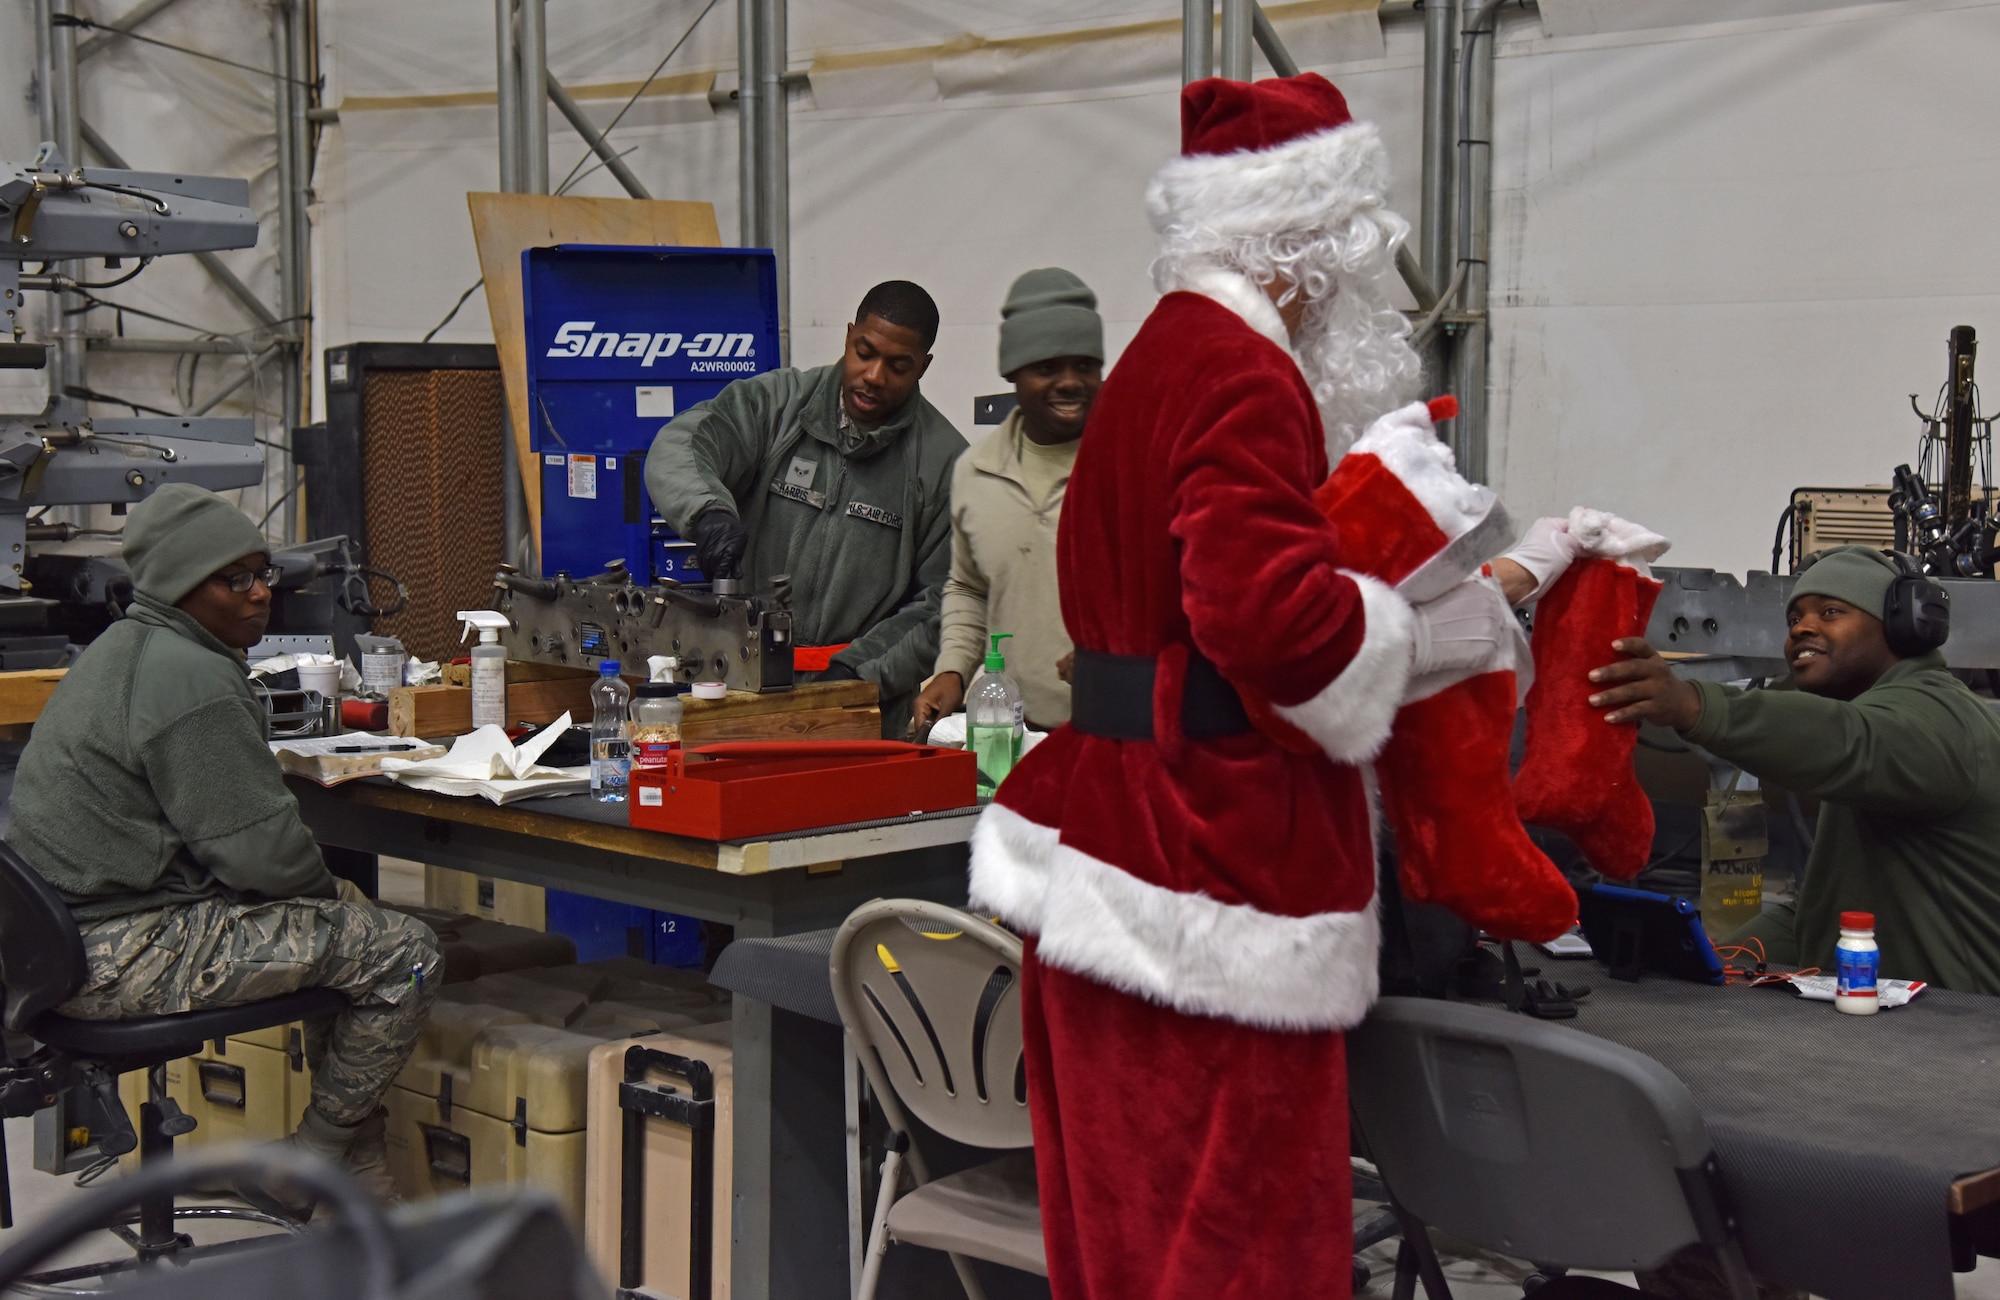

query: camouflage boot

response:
[251,1107,399,1221]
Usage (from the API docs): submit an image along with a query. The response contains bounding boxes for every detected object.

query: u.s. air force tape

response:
[845,501,904,528]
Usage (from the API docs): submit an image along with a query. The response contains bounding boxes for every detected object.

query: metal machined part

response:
[491,567,796,692]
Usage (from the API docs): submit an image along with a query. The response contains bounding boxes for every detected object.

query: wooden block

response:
[0,669,66,726]
[388,675,596,737]
[681,705,881,747]
[467,193,721,551]
[680,679,877,720]
[680,679,881,745]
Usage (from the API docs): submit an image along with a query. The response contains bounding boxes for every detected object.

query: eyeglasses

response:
[212,565,280,593]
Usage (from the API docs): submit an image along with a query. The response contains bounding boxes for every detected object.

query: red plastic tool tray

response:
[627,740,978,840]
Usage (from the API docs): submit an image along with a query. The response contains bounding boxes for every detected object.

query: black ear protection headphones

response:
[1881,550,1951,656]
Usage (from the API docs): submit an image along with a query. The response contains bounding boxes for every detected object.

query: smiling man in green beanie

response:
[1585,544,2000,994]
[912,268,1105,733]
[6,483,439,1208]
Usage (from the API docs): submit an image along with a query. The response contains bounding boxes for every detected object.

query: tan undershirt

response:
[1017,431,1080,509]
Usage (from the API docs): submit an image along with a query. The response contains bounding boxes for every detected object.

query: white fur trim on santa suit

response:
[1146,120,1391,241]
[1348,402,1516,603]
[969,801,1056,935]
[1167,265,1292,354]
[1034,838,1381,1033]
[1272,570,1414,764]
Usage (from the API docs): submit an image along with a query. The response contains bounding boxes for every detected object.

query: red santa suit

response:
[970,74,1416,1299]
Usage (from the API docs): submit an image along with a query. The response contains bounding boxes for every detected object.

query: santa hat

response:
[1145,72,1391,238]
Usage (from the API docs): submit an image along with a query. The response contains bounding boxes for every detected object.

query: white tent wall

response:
[19,0,2000,573]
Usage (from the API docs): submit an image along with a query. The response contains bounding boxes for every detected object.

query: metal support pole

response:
[495,0,520,191]
[1182,0,1213,84]
[518,0,549,193]
[40,0,86,425]
[736,0,760,245]
[1219,0,1253,81]
[547,77,653,199]
[1420,0,1457,297]
[1450,0,1503,485]
[1419,0,1458,396]
[756,0,788,364]
[271,1,301,542]
[1250,5,1299,78]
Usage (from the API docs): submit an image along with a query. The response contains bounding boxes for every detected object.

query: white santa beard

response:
[1295,278,1424,459]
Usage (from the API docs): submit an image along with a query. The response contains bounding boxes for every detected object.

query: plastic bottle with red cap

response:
[1835,911,1879,1016]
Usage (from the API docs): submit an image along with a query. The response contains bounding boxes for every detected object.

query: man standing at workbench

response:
[1588,544,2000,996]
[912,267,1106,734]
[645,280,965,735]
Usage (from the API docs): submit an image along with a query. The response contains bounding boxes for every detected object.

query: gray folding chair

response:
[1348,996,1756,1300]
[829,899,1042,1300]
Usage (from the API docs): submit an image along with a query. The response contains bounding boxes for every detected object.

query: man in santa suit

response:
[968,72,1525,1297]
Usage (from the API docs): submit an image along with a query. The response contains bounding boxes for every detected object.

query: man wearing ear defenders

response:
[1583,544,2000,995]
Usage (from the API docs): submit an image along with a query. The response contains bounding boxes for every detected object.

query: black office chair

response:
[0,840,347,1290]
[1349,997,1757,1300]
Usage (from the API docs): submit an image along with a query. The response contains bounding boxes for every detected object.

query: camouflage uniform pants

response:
[60,894,441,1127]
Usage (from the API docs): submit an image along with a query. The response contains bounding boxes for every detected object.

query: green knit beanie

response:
[1790,545,1902,620]
[123,483,270,605]
[998,267,1104,378]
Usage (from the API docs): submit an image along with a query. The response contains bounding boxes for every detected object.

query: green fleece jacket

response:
[7,595,334,921]
[1685,652,2000,994]
[644,363,963,727]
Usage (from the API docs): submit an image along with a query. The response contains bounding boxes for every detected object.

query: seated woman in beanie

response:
[912,267,1105,733]
[6,483,439,1207]
[1586,544,2000,995]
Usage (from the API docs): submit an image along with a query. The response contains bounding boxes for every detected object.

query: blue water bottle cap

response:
[599,660,621,675]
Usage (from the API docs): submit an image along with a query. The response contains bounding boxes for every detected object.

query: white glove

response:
[1501,517,1585,607]
[1409,578,1517,678]
[1567,507,1671,575]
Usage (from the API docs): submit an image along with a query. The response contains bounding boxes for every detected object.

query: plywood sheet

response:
[467,194,722,552]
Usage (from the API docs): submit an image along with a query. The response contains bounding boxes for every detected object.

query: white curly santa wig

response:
[1147,72,1423,455]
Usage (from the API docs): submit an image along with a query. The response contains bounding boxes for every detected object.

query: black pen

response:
[330,743,413,754]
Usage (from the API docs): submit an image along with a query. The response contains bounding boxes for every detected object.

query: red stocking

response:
[1305,400,1574,940]
[1514,558,1664,880]
[1378,672,1578,942]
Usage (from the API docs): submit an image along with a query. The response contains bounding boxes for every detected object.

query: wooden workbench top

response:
[286,771,980,876]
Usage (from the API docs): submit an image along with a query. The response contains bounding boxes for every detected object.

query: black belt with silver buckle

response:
[1068,647,1253,741]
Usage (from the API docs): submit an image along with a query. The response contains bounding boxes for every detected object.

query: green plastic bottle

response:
[966,633,1024,797]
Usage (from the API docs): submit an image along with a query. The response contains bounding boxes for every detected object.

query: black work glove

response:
[686,506,748,582]
[818,660,861,681]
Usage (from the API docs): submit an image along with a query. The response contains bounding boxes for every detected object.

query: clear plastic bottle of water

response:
[590,661,632,803]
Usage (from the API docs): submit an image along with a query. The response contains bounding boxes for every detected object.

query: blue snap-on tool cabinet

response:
[520,245,782,581]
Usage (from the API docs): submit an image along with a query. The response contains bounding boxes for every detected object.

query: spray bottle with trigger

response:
[458,610,511,730]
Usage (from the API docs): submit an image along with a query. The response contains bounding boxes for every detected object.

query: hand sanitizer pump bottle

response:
[966,633,1024,797]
